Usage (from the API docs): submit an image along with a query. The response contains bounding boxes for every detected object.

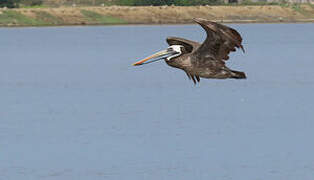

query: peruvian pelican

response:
[133,18,246,84]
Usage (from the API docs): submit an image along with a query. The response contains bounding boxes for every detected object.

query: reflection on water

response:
[1,24,314,180]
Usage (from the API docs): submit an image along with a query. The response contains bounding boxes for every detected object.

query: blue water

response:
[1,23,314,180]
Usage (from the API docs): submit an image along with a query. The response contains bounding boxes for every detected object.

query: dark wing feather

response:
[195,75,200,82]
[193,18,245,62]
[167,37,200,53]
[185,71,200,84]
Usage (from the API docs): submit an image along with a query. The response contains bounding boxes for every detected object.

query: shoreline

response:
[1,20,314,28]
[1,5,314,27]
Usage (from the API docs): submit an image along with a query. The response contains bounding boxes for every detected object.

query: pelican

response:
[132,18,246,84]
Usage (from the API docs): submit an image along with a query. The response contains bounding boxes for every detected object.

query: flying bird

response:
[132,18,246,84]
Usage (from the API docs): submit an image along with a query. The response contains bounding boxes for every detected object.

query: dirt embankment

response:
[0,5,314,27]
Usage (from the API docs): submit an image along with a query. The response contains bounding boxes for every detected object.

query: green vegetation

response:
[290,3,314,17]
[20,0,43,6]
[0,0,45,8]
[19,0,47,8]
[279,1,290,8]
[21,5,47,8]
[0,10,45,25]
[81,9,127,24]
[291,3,302,12]
[239,0,280,6]
[0,0,20,8]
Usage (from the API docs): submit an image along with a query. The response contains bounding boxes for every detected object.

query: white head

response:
[132,45,184,66]
[166,45,184,61]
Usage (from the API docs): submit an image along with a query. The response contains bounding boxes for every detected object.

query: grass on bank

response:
[20,5,48,8]
[221,2,314,16]
[0,10,45,25]
[80,9,127,24]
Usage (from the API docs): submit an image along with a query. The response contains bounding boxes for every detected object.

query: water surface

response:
[1,24,314,180]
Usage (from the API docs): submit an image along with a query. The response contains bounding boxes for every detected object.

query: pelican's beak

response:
[132,49,173,66]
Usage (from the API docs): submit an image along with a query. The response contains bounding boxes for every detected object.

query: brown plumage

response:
[133,18,246,84]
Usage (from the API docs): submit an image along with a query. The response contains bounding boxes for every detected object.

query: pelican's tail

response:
[230,70,246,79]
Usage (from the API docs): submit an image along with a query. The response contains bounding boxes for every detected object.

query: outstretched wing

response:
[193,18,244,62]
[166,37,200,53]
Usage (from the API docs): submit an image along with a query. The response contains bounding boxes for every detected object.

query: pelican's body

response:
[133,18,246,84]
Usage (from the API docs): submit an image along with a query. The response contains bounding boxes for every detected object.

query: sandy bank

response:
[0,5,314,27]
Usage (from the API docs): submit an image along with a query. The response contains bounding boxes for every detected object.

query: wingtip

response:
[240,45,245,53]
[193,18,217,24]
[193,18,205,23]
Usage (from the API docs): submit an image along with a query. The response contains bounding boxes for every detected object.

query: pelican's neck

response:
[165,54,184,69]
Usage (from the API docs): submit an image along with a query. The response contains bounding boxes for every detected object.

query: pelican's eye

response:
[167,48,173,52]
